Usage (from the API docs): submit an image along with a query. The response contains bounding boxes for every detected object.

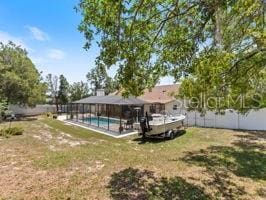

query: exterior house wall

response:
[164,99,185,114]
[143,99,185,115]
[144,104,150,115]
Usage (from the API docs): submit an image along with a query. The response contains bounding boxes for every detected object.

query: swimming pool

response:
[84,117,120,126]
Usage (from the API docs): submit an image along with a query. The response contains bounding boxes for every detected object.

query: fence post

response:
[194,112,197,126]
[187,112,189,127]
[237,112,240,129]
[214,113,216,128]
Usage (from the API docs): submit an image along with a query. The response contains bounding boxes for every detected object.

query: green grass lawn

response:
[0,117,265,199]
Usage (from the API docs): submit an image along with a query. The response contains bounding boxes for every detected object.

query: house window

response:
[159,104,165,112]
[150,104,165,113]
[173,105,178,110]
[150,104,156,113]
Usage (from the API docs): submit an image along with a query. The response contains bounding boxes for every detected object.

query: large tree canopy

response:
[77,0,265,112]
[0,42,46,106]
[87,60,119,95]
[58,74,70,105]
[46,74,59,110]
[69,81,90,101]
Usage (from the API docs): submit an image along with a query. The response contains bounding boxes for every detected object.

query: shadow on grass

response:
[1,117,38,124]
[234,130,266,140]
[257,187,266,198]
[107,167,211,200]
[182,129,266,179]
[133,130,186,145]
[183,146,266,180]
[15,117,38,122]
[233,130,266,151]
[179,131,266,198]
[232,139,265,151]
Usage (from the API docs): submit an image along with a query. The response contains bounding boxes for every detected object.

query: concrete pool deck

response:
[57,116,139,138]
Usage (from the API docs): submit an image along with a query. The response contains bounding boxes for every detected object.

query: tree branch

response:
[150,2,198,47]
[129,0,145,40]
[227,47,266,74]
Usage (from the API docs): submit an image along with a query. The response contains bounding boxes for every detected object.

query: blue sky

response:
[0,0,174,85]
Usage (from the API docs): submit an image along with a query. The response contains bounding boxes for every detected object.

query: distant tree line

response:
[46,60,119,111]
[45,73,90,111]
[0,41,119,116]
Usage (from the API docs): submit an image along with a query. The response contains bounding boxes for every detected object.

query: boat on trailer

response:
[138,113,186,139]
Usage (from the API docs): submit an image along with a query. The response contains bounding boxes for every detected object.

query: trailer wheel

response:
[142,133,146,141]
[165,130,174,140]
[169,131,174,140]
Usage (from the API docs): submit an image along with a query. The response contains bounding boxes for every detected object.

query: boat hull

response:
[145,119,184,136]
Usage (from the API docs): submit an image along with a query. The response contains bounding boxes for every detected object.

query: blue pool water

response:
[84,117,120,126]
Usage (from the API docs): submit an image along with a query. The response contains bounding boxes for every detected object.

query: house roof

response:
[138,84,179,104]
[72,95,147,105]
[111,84,180,104]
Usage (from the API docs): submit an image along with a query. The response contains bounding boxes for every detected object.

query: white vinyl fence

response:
[9,105,56,116]
[8,104,266,131]
[180,108,266,131]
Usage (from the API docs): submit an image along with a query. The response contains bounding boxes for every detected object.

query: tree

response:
[58,75,69,105]
[0,42,46,106]
[77,0,265,112]
[105,75,119,95]
[87,60,119,95]
[46,74,59,111]
[69,81,90,101]
[0,99,8,122]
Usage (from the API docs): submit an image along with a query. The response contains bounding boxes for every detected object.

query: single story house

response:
[66,84,181,135]
[112,84,182,114]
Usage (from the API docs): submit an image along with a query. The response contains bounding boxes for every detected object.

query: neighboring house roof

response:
[139,84,179,104]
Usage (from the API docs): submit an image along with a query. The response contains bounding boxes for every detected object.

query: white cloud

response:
[27,26,49,41]
[0,31,29,49]
[30,56,47,66]
[47,49,65,60]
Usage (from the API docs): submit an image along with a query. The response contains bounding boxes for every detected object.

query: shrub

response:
[0,127,24,138]
[0,99,8,122]
[45,112,53,118]
[7,127,24,135]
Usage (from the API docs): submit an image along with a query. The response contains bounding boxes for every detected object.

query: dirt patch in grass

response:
[30,123,90,149]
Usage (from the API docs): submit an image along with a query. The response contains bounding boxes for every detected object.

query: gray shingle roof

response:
[72,95,147,105]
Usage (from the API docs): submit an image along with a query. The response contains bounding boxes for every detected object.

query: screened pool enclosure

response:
[66,95,147,135]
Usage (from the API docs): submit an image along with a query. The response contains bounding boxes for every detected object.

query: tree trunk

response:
[215,5,223,48]
[55,97,59,112]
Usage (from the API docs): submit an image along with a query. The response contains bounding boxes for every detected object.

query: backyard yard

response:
[0,117,265,200]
